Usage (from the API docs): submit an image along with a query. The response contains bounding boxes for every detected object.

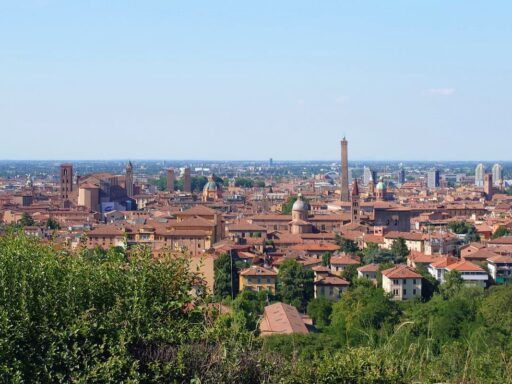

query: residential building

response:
[487,254,512,284]
[382,265,422,301]
[445,260,488,288]
[239,265,277,294]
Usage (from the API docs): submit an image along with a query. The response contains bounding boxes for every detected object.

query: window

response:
[403,279,406,284]
[403,289,407,295]
[413,279,416,284]
[393,279,398,285]
[413,289,416,295]
[266,278,270,283]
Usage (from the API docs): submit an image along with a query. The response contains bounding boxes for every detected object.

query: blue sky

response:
[1,1,511,161]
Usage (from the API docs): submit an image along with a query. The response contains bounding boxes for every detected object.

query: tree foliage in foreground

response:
[2,232,512,383]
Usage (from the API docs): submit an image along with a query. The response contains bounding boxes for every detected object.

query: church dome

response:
[203,175,218,192]
[376,177,386,190]
[292,193,308,211]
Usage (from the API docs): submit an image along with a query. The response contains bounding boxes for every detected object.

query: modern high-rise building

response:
[492,163,504,187]
[60,163,73,201]
[340,137,349,201]
[125,161,134,198]
[166,168,175,192]
[398,167,406,185]
[427,169,440,189]
[183,167,192,193]
[475,163,485,187]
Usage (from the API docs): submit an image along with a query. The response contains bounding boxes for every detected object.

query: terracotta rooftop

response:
[314,274,350,286]
[446,260,485,272]
[240,266,277,277]
[357,263,380,273]
[260,302,309,335]
[290,243,339,252]
[382,265,422,279]
[487,254,512,263]
[330,254,361,265]
[430,256,459,268]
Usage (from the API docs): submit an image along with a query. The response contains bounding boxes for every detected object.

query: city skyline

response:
[2,1,512,160]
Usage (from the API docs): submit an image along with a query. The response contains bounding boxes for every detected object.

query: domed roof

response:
[203,175,218,192]
[376,176,386,190]
[292,193,308,211]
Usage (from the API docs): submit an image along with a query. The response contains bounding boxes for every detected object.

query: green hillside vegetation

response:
[1,231,512,383]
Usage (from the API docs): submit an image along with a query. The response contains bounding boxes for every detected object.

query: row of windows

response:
[247,277,273,284]
[393,289,418,296]
[393,279,418,285]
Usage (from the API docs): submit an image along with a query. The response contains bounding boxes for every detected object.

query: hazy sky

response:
[1,1,511,161]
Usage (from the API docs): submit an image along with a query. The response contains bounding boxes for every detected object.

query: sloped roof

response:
[357,263,380,273]
[260,302,309,335]
[382,265,421,279]
[179,205,218,216]
[314,274,350,286]
[446,260,485,272]
[240,266,277,277]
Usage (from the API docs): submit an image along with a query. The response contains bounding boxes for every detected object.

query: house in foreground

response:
[259,302,311,336]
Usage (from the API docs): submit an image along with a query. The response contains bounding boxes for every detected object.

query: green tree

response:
[19,212,34,227]
[255,179,266,188]
[191,176,208,192]
[335,233,359,254]
[341,264,359,283]
[281,196,298,214]
[391,238,409,263]
[234,177,253,188]
[307,298,333,328]
[330,283,400,345]
[321,252,331,267]
[362,242,380,264]
[479,285,512,333]
[213,253,238,300]
[45,217,60,230]
[440,270,464,298]
[0,232,207,383]
[277,259,314,311]
[416,264,439,300]
[492,226,510,239]
[231,289,269,332]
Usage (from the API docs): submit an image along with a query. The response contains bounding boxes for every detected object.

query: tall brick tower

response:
[340,137,350,201]
[484,173,494,201]
[351,179,360,224]
[60,163,73,201]
[125,161,134,198]
[183,167,192,193]
[166,168,175,192]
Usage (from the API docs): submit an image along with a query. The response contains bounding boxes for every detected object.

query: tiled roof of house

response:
[314,274,350,286]
[462,248,501,261]
[446,260,485,272]
[330,254,361,265]
[487,254,512,264]
[260,302,309,335]
[240,265,277,277]
[430,256,459,268]
[382,265,421,279]
[384,231,425,241]
[357,263,380,273]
